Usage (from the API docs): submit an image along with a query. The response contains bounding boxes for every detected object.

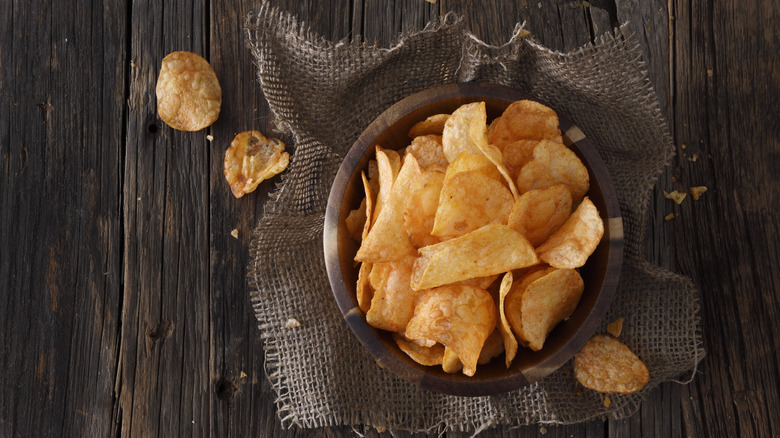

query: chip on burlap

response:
[245,2,704,433]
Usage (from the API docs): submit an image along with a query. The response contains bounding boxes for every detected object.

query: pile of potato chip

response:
[346,99,609,379]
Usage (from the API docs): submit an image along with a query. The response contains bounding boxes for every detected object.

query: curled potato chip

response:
[156,51,221,131]
[431,170,513,237]
[405,135,449,172]
[405,285,497,376]
[356,262,373,313]
[505,267,584,351]
[573,334,649,394]
[508,184,573,247]
[411,224,538,290]
[356,155,421,263]
[487,100,562,148]
[372,147,402,225]
[497,271,519,367]
[516,139,589,201]
[537,197,604,269]
[442,102,485,162]
[444,152,503,184]
[365,256,419,332]
[403,170,444,248]
[345,197,367,242]
[408,114,450,138]
[224,131,290,198]
[441,347,462,373]
[360,171,374,240]
[478,329,505,365]
[393,334,444,366]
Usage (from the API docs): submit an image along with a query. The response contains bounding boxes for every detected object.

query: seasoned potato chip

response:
[606,318,624,338]
[360,172,374,240]
[573,334,649,394]
[393,334,444,366]
[537,197,604,269]
[224,131,289,198]
[356,262,373,313]
[516,139,589,201]
[497,271,519,367]
[500,139,539,178]
[441,347,462,373]
[156,51,221,131]
[403,170,444,248]
[408,113,450,138]
[508,184,573,247]
[411,224,538,290]
[368,263,391,291]
[444,152,503,184]
[478,329,505,365]
[372,147,402,224]
[505,267,584,351]
[345,197,367,242]
[356,155,421,263]
[431,170,513,237]
[405,285,497,376]
[457,275,498,290]
[487,100,562,148]
[366,256,419,332]
[405,135,448,171]
[442,102,485,162]
[367,160,380,196]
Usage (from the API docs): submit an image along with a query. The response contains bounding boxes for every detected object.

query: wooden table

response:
[2,1,778,436]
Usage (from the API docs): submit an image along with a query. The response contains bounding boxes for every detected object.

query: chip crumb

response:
[582,1,590,6]
[664,190,687,204]
[664,213,675,221]
[206,134,214,141]
[240,371,247,379]
[230,229,239,239]
[689,153,698,162]
[563,367,571,375]
[284,318,301,328]
[519,29,531,37]
[671,176,677,182]
[538,2,542,7]
[607,318,624,337]
[690,186,708,200]
[376,426,387,433]
[539,426,548,435]
[707,69,713,78]
[680,143,686,149]
[603,396,611,407]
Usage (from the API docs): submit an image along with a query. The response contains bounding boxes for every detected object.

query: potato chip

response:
[156,51,221,131]
[345,197,367,242]
[356,262,373,313]
[537,197,604,269]
[400,332,436,348]
[366,256,419,332]
[408,113,450,138]
[393,334,444,366]
[467,108,520,201]
[224,131,290,198]
[367,159,380,196]
[606,317,624,338]
[516,139,589,201]
[411,224,538,290]
[478,329,505,365]
[487,100,562,148]
[431,170,513,237]
[360,171,374,240]
[573,334,649,394]
[405,135,449,172]
[457,275,498,290]
[508,184,573,247]
[500,139,539,178]
[405,285,497,376]
[504,268,553,346]
[443,152,503,184]
[496,271,519,367]
[403,170,444,248]
[442,102,485,162]
[506,267,584,351]
[441,347,462,373]
[356,155,421,263]
[372,147,402,224]
[368,263,391,291]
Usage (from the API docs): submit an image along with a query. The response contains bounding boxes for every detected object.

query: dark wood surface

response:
[1,0,777,437]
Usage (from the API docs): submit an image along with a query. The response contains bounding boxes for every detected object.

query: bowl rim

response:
[324,82,623,396]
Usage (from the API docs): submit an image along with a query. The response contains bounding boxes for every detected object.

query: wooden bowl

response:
[324,83,623,396]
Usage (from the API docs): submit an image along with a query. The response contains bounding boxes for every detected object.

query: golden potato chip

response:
[365,256,419,332]
[408,113,450,138]
[606,317,624,338]
[393,334,444,366]
[443,152,503,184]
[156,51,221,131]
[403,170,444,248]
[467,107,520,201]
[516,139,589,201]
[345,197,367,242]
[372,147,401,224]
[507,184,573,247]
[224,131,289,198]
[431,170,513,237]
[356,262,373,313]
[360,171,374,240]
[497,271,519,367]
[400,332,436,348]
[442,102,485,162]
[368,263,390,291]
[457,275,498,290]
[537,197,604,269]
[504,268,554,347]
[405,285,497,376]
[441,347,462,373]
[500,139,539,178]
[405,135,448,171]
[506,267,584,351]
[487,100,562,148]
[573,334,649,394]
[356,155,421,263]
[411,224,538,290]
[367,159,380,196]
[478,329,505,365]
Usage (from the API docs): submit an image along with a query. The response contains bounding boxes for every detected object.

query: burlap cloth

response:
[245,2,704,433]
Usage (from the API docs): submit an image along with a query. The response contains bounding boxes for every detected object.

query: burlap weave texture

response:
[245,2,703,433]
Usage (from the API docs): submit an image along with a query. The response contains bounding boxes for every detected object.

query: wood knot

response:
[215,378,238,401]
[145,319,174,355]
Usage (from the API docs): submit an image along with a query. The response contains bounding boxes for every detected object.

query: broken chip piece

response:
[224,130,289,198]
